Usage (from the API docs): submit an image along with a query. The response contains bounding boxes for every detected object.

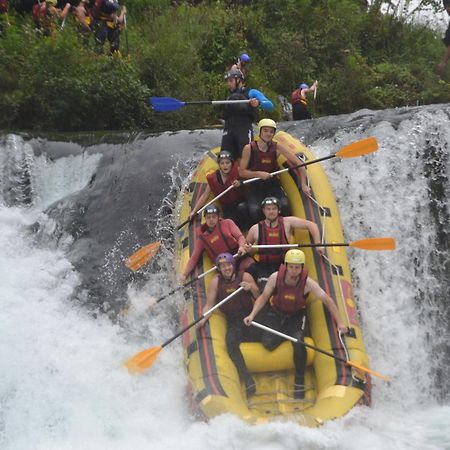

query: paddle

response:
[125,241,161,272]
[149,97,251,113]
[252,237,396,251]
[129,137,380,268]
[123,14,129,57]
[176,185,235,230]
[148,252,239,305]
[250,320,391,382]
[240,136,379,186]
[177,137,378,230]
[125,286,245,373]
[276,136,378,174]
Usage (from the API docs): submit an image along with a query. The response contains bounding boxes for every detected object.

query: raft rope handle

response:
[306,169,362,383]
[296,152,327,241]
[323,252,361,383]
[321,253,351,328]
[338,330,362,383]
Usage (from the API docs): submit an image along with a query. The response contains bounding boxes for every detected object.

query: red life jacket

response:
[0,0,8,13]
[270,264,308,314]
[248,140,279,173]
[291,89,307,106]
[32,3,47,25]
[206,164,244,206]
[217,274,253,315]
[199,219,239,261]
[257,216,289,265]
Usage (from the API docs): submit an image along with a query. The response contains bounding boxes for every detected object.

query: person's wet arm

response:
[307,278,347,332]
[180,239,204,280]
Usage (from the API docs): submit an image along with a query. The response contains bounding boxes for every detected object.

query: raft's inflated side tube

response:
[175,131,371,426]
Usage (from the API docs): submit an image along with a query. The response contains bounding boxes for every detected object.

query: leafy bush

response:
[0,0,449,131]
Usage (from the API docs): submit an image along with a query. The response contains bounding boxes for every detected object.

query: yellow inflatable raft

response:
[175,131,371,427]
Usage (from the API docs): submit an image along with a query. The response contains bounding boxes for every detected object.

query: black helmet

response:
[224,68,244,81]
[261,197,280,210]
[203,204,220,216]
[217,150,234,162]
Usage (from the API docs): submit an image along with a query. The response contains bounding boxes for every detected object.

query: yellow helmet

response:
[284,249,305,265]
[46,0,57,5]
[257,118,277,136]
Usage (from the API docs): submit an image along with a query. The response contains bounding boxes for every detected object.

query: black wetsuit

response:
[221,87,257,160]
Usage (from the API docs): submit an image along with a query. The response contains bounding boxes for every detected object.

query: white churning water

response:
[0,115,449,450]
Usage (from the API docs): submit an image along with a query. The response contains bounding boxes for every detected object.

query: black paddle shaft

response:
[291,152,337,171]
[161,287,244,349]
[156,278,196,303]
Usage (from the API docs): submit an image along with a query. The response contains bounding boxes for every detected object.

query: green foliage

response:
[0,21,151,131]
[0,0,449,132]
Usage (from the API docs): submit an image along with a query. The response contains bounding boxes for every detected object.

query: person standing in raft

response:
[243,197,324,284]
[179,205,254,282]
[244,249,348,399]
[437,0,450,75]
[189,150,248,229]
[291,81,318,121]
[199,252,260,397]
[221,68,270,161]
[238,118,310,224]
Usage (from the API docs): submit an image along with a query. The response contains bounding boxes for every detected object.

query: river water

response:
[1,105,449,449]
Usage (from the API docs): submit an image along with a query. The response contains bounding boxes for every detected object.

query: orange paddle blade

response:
[337,137,378,158]
[125,241,161,271]
[124,346,163,374]
[347,359,391,382]
[350,237,396,251]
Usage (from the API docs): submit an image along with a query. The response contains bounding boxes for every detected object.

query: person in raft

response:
[199,252,261,397]
[179,205,254,282]
[238,118,310,224]
[243,197,324,284]
[244,249,348,399]
[189,150,248,229]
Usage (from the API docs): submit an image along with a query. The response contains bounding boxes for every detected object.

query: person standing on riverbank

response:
[91,0,126,55]
[437,0,450,75]
[291,81,318,121]
[0,0,10,34]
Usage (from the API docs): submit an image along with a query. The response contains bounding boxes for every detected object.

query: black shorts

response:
[221,127,253,160]
[292,103,311,121]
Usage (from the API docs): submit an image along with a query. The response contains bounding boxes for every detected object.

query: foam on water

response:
[0,114,449,450]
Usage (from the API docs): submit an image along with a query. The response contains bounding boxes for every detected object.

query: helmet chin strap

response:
[223,271,235,282]
[266,215,279,227]
[259,129,275,145]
